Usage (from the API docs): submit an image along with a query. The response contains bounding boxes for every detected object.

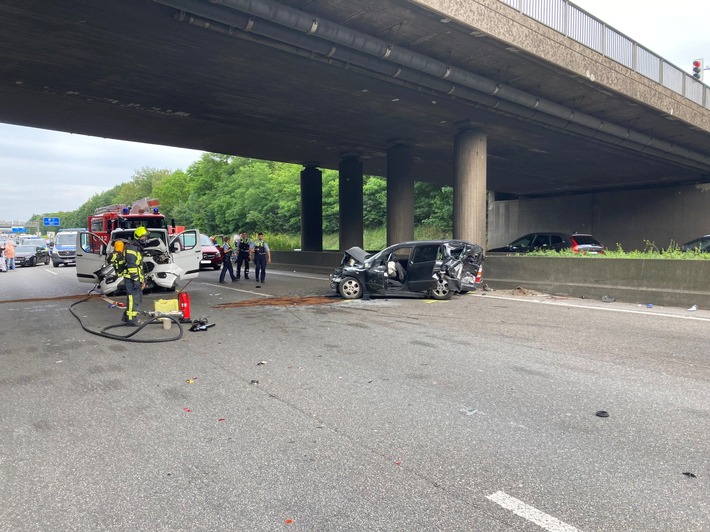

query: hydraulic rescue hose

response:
[69,291,184,343]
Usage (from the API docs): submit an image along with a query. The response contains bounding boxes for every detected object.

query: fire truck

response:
[87,198,184,244]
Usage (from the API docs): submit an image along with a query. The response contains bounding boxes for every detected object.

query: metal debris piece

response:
[601,295,616,303]
[688,304,698,311]
[595,410,609,418]
[683,472,697,478]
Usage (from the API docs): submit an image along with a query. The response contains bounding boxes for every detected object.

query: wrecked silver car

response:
[330,240,484,300]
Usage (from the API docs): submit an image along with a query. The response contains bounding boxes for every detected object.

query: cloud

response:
[0,124,203,222]
[572,0,710,69]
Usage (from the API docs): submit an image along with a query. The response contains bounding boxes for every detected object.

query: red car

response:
[200,233,223,270]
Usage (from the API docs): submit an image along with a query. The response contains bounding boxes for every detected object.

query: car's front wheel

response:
[429,277,453,300]
[338,276,363,299]
[44,256,50,265]
[29,257,36,267]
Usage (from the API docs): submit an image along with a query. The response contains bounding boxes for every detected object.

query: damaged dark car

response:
[330,240,484,300]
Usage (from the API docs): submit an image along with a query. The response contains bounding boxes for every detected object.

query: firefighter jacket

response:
[110,242,145,283]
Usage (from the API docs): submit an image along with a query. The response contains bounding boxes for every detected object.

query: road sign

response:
[11,227,27,233]
[43,217,60,226]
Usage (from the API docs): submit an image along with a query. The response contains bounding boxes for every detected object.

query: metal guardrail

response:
[499,0,710,109]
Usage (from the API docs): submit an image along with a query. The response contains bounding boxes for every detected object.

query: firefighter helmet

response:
[134,226,148,238]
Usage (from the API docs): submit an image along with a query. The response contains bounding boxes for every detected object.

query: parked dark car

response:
[487,232,605,254]
[14,245,50,267]
[330,239,484,300]
[680,235,710,253]
[20,237,49,252]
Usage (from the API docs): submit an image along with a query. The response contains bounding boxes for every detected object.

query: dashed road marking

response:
[486,491,581,532]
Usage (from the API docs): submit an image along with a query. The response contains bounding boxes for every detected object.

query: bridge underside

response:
[1,0,710,200]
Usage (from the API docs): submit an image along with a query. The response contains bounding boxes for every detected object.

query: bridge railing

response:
[499,0,709,110]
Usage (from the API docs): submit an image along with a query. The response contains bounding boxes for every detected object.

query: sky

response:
[0,0,708,223]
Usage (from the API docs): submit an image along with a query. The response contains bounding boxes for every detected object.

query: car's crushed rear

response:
[440,241,485,292]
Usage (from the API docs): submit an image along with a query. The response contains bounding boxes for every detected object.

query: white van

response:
[51,229,80,267]
[75,228,201,295]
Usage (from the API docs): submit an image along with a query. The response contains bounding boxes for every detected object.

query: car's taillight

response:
[475,265,483,283]
[570,238,579,253]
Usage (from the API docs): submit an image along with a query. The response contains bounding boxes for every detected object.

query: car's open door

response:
[406,244,440,291]
[364,261,388,294]
[170,229,201,280]
[75,231,107,284]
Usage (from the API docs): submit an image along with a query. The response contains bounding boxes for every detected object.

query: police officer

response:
[219,236,238,283]
[235,230,251,280]
[110,227,146,326]
[250,232,271,283]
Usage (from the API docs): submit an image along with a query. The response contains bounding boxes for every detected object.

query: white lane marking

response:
[204,282,274,298]
[268,269,329,280]
[487,491,581,532]
[477,293,710,322]
[44,269,59,276]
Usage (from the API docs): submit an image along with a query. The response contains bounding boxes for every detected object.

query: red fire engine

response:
[87,198,184,243]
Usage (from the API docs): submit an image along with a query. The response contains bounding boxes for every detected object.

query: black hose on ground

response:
[68,292,184,343]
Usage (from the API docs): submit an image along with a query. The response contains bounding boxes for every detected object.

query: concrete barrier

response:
[270,251,710,308]
[483,256,710,308]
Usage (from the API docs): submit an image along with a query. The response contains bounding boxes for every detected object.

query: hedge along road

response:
[1,264,708,531]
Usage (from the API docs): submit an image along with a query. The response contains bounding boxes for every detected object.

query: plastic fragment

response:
[683,472,697,478]
[217,418,225,422]
[285,519,294,525]
[257,361,267,366]
[182,407,192,413]
[596,410,609,417]
[186,379,196,384]
[601,295,615,303]
[646,303,653,308]
[688,304,698,311]
[250,379,259,385]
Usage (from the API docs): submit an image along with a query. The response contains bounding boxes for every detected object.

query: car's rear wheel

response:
[429,278,453,300]
[338,277,363,299]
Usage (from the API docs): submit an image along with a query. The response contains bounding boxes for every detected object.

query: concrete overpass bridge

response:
[2,0,710,250]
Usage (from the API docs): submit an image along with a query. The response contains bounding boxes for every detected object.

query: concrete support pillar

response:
[386,143,415,246]
[300,163,322,251]
[338,155,363,250]
[453,128,487,246]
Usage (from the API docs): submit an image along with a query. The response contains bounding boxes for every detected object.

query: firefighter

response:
[249,232,271,283]
[109,227,146,326]
[235,230,251,280]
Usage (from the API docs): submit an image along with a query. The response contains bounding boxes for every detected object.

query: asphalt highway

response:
[1,264,708,531]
